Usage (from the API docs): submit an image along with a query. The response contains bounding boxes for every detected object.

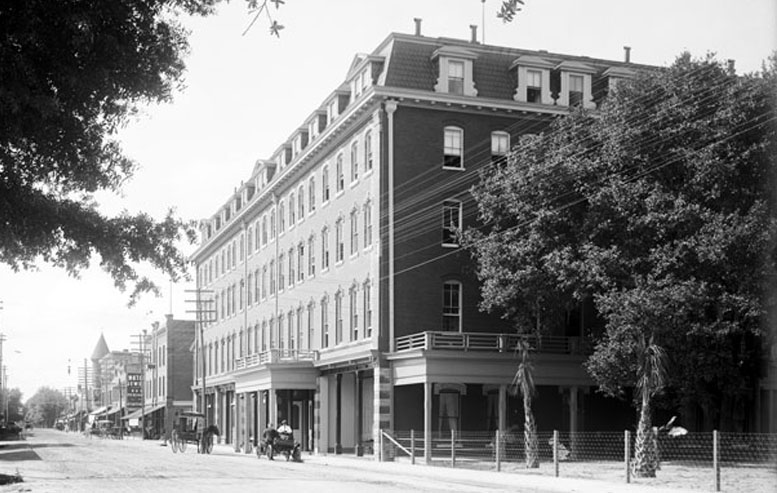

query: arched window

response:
[364,130,373,171]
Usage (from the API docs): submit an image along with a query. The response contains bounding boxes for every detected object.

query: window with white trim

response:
[269,260,276,294]
[448,60,465,95]
[297,243,305,282]
[335,290,343,344]
[349,284,359,340]
[442,199,462,247]
[350,140,359,182]
[527,69,542,103]
[335,217,344,263]
[261,265,267,300]
[363,279,372,337]
[298,184,305,220]
[491,131,510,164]
[569,74,584,107]
[321,226,330,270]
[336,154,344,193]
[308,176,316,212]
[443,126,463,169]
[350,209,358,256]
[308,236,315,277]
[363,200,372,248]
[365,130,373,171]
[321,296,329,348]
[278,252,285,289]
[287,248,294,288]
[322,166,330,202]
[443,281,462,332]
[289,192,295,226]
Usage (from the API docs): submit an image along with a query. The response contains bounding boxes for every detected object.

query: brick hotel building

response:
[189,23,647,455]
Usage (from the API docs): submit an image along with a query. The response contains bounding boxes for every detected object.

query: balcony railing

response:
[394,331,592,355]
[235,348,319,370]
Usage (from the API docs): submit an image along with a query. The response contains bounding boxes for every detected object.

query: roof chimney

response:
[727,59,736,75]
[623,46,631,63]
[470,24,478,43]
[414,18,422,36]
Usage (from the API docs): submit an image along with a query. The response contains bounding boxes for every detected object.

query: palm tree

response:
[511,337,539,468]
[631,334,667,478]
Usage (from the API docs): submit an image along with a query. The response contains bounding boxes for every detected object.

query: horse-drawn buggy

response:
[258,429,302,462]
[170,411,219,454]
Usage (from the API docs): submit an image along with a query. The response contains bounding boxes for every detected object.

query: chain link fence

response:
[379,429,777,492]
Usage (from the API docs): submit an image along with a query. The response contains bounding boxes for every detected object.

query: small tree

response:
[511,337,539,468]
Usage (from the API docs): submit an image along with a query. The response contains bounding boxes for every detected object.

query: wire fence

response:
[379,429,777,492]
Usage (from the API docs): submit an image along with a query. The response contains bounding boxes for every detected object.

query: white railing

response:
[235,348,319,370]
[394,332,591,355]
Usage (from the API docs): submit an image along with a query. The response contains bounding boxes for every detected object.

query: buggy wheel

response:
[171,431,179,453]
[267,444,274,460]
[178,436,187,453]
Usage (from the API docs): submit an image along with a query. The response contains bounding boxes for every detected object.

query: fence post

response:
[496,429,501,472]
[411,429,415,465]
[713,430,720,492]
[451,429,456,467]
[379,429,384,462]
[553,430,559,477]
[625,430,631,484]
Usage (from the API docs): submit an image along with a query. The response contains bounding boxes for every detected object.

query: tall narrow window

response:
[262,265,267,299]
[322,166,330,202]
[278,314,285,350]
[247,228,253,255]
[569,74,584,107]
[289,192,296,226]
[321,226,330,270]
[363,279,372,337]
[309,176,316,212]
[261,320,268,351]
[442,199,462,247]
[364,130,373,171]
[269,318,275,349]
[448,60,465,95]
[246,275,252,305]
[349,285,358,340]
[443,281,462,331]
[261,215,268,245]
[350,141,359,182]
[308,236,316,277]
[279,253,285,289]
[335,218,344,262]
[526,69,542,103]
[491,131,510,165]
[307,302,315,350]
[269,260,276,294]
[287,248,294,287]
[239,234,244,261]
[336,154,344,192]
[270,208,276,239]
[298,184,305,220]
[287,310,295,351]
[335,290,343,344]
[254,268,260,304]
[279,200,286,232]
[443,126,463,169]
[298,243,305,282]
[321,296,329,348]
[363,200,372,248]
[239,279,244,310]
[350,209,359,256]
[255,222,261,251]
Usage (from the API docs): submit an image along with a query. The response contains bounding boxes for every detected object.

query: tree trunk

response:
[632,392,658,477]
[523,394,539,468]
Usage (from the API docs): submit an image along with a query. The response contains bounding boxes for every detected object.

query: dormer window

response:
[432,46,478,97]
[448,60,464,95]
[327,100,337,124]
[603,66,635,94]
[511,55,554,105]
[555,61,596,109]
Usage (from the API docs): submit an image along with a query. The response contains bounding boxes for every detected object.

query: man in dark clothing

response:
[261,423,279,458]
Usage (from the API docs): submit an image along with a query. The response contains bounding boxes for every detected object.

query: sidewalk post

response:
[713,430,720,491]
[379,429,383,462]
[410,429,415,465]
[495,429,501,472]
[625,430,631,484]
[553,430,559,477]
[450,429,456,467]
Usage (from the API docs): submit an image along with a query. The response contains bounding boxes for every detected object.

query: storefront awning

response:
[88,406,109,416]
[121,403,166,420]
[105,406,124,417]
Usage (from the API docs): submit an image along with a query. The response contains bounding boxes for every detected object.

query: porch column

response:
[257,392,266,444]
[316,376,330,454]
[243,392,252,454]
[355,370,363,456]
[374,365,392,461]
[335,373,343,454]
[214,388,221,444]
[268,390,278,428]
[569,386,579,459]
[233,394,241,451]
[424,381,432,464]
[498,384,507,431]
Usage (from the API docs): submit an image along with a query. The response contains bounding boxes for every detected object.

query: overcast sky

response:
[1,0,774,402]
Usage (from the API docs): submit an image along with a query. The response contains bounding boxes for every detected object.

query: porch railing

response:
[235,348,319,370]
[394,331,591,355]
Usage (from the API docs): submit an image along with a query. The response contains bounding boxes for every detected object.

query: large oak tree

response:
[463,52,777,450]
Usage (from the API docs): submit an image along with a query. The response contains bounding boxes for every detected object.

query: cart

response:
[170,411,219,454]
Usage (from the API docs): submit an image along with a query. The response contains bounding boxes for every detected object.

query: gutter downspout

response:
[385,100,398,353]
